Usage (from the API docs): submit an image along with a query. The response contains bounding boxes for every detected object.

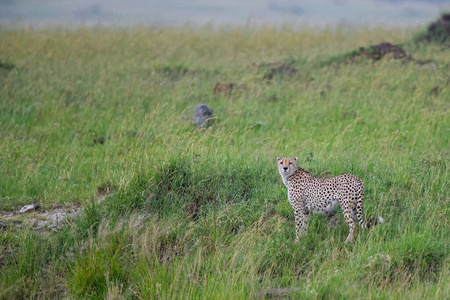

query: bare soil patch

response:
[0,204,82,231]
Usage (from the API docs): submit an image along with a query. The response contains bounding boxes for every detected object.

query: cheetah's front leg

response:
[294,210,310,242]
[294,212,302,242]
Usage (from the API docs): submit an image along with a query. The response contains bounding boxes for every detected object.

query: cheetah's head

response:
[277,157,298,178]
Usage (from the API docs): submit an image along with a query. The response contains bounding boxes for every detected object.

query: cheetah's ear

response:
[277,157,281,161]
[294,157,298,162]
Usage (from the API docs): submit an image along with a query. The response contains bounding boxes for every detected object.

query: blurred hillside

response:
[1,0,449,29]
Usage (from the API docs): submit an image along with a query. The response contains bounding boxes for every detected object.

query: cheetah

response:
[277,157,383,243]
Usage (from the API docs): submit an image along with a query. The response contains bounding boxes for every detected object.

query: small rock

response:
[19,203,41,214]
[193,104,214,128]
[0,221,8,230]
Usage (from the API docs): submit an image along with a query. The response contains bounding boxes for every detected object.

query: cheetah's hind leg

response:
[342,201,357,243]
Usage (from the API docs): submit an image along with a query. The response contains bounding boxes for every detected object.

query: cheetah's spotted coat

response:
[277,157,382,243]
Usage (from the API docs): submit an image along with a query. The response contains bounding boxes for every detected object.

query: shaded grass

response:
[0,26,449,299]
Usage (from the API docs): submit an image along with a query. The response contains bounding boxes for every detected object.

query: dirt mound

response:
[213,82,247,95]
[417,13,450,45]
[214,82,235,94]
[253,62,299,79]
[263,63,298,80]
[362,42,411,61]
[322,42,413,66]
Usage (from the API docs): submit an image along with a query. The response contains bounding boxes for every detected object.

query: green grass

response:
[0,26,449,299]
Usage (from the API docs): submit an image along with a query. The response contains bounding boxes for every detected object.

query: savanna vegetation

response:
[0,21,449,299]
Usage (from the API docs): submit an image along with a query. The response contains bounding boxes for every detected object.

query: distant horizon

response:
[1,0,449,29]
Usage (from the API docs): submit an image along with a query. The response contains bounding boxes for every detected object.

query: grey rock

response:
[19,203,41,214]
[193,104,214,128]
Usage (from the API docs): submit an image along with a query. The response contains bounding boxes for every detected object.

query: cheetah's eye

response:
[289,162,293,165]
[279,162,283,165]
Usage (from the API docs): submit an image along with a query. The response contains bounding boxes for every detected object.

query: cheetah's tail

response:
[365,216,385,229]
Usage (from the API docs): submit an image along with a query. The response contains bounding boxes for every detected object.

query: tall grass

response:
[0,26,449,299]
